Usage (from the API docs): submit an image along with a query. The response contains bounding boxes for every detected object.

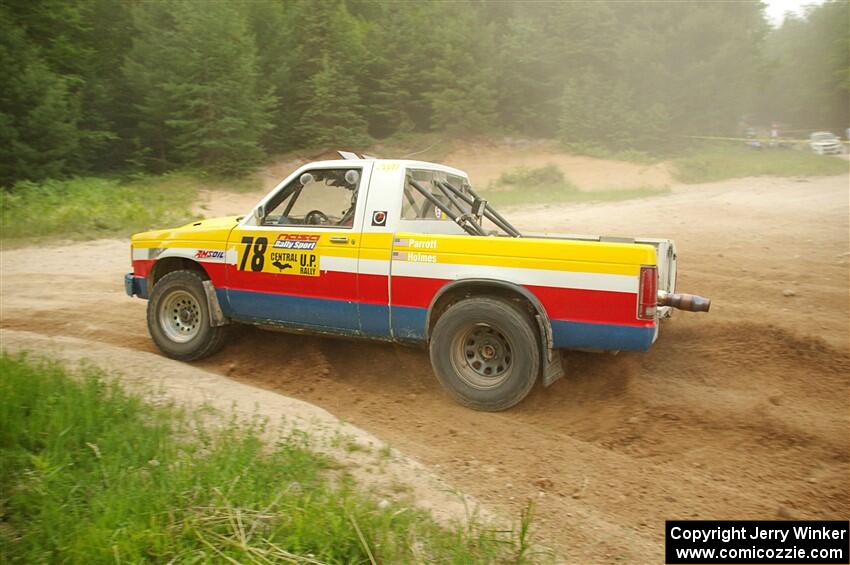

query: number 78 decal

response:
[238,235,320,277]
[239,236,267,271]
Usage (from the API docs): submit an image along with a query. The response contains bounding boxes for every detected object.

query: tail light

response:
[638,265,657,320]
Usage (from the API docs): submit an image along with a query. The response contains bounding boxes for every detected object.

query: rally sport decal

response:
[237,234,320,277]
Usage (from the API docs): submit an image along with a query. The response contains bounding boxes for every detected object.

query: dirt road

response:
[2,173,848,563]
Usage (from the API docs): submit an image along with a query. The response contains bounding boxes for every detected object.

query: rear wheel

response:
[147,270,228,361]
[430,297,540,411]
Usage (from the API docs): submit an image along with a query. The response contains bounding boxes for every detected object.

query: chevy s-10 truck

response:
[126,153,710,410]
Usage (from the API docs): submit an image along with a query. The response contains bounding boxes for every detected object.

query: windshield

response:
[262,168,360,228]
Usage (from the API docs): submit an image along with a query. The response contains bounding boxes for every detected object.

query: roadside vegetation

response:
[481,164,670,207]
[0,172,262,243]
[0,176,196,242]
[0,354,543,564]
[671,146,848,184]
[3,1,846,187]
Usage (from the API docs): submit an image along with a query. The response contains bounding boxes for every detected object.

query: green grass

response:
[0,175,198,242]
[482,164,670,207]
[0,354,544,564]
[0,170,264,243]
[671,145,848,184]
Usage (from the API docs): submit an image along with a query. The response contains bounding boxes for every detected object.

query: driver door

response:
[224,164,371,334]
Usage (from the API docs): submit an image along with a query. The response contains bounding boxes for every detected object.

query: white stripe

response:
[318,257,389,276]
[322,256,358,273]
[132,248,150,261]
[321,257,636,293]
[133,247,227,264]
[138,247,635,293]
[391,260,637,293]
[358,258,390,276]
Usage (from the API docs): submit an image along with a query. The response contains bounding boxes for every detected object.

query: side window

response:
[263,168,361,228]
[402,169,469,220]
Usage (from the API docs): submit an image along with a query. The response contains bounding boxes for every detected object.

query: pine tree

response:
[0,7,80,186]
[124,1,274,176]
[496,2,618,137]
[423,2,498,135]
[293,54,371,148]
[271,0,369,150]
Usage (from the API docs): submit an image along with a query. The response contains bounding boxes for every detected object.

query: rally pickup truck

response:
[126,153,710,410]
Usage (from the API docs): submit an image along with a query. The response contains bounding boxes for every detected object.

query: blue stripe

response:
[225,289,360,332]
[390,306,427,340]
[551,320,655,351]
[217,288,654,351]
[359,303,391,337]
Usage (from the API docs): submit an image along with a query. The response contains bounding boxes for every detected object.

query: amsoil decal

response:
[239,235,320,277]
[273,234,319,250]
[195,249,225,260]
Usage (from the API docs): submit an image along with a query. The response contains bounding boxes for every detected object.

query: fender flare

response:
[424,278,563,386]
[145,252,228,327]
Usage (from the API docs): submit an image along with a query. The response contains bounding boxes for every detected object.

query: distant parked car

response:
[744,128,762,150]
[808,132,842,155]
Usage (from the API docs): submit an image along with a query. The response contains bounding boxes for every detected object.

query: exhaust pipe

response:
[658,291,711,312]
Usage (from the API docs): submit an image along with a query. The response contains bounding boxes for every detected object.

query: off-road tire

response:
[147,270,229,361]
[430,296,540,411]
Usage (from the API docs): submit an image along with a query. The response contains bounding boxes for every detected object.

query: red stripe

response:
[223,265,395,303]
[225,265,358,300]
[525,284,652,328]
[391,275,445,308]
[133,259,154,277]
[391,274,651,327]
[133,259,227,284]
[139,260,650,328]
[201,262,227,283]
[358,273,389,304]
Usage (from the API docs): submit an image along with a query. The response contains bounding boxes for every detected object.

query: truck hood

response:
[131,215,242,243]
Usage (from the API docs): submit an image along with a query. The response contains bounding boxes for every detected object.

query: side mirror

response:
[253,204,266,224]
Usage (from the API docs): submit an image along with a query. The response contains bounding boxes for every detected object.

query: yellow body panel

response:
[130,219,656,273]
[131,216,241,249]
[393,233,656,274]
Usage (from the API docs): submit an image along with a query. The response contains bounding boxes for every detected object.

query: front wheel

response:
[147,270,229,361]
[429,297,540,411]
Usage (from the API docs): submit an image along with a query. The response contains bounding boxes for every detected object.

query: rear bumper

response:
[124,273,148,299]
